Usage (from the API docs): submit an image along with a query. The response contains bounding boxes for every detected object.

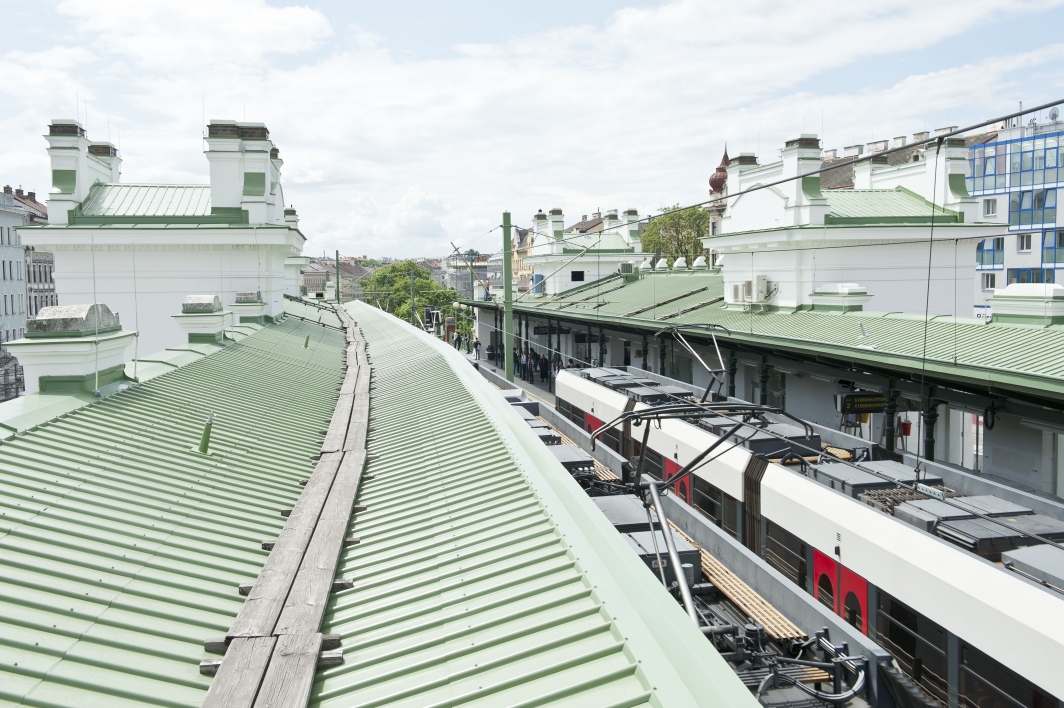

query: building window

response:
[977,237,1004,269]
[981,273,996,290]
[1007,268,1054,285]
[1043,231,1064,264]
[983,199,997,217]
[1017,233,1032,252]
[1010,189,1057,227]
[571,270,585,282]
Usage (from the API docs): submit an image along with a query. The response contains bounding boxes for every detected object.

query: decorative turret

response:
[709,147,729,194]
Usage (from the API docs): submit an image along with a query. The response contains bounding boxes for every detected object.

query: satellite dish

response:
[1051,107,1060,121]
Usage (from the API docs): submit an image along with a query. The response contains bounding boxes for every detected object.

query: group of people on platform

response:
[480,343,595,385]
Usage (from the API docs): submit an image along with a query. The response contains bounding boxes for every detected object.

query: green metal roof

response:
[561,230,634,253]
[0,318,344,706]
[483,271,1064,405]
[311,302,755,708]
[823,187,962,224]
[80,184,212,219]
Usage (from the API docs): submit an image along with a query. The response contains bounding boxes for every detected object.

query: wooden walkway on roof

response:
[201,305,370,708]
[669,523,806,642]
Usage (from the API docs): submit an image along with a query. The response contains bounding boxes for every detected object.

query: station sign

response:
[838,392,886,414]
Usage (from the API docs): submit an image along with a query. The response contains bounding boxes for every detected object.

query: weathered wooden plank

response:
[273,451,366,635]
[320,394,354,453]
[201,636,276,708]
[337,368,358,397]
[251,633,323,708]
[228,453,342,640]
[343,417,368,452]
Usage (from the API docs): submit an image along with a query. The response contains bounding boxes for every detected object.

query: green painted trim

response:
[799,303,864,313]
[949,173,971,199]
[243,172,266,196]
[210,207,250,223]
[25,325,121,339]
[239,315,265,324]
[801,176,823,200]
[990,313,1064,326]
[51,170,76,194]
[38,363,125,393]
[824,213,963,225]
[188,332,224,344]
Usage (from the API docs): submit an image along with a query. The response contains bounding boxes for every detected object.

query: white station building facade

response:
[19,119,308,358]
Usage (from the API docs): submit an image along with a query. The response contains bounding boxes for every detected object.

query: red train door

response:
[840,566,869,635]
[813,549,839,615]
[585,413,602,438]
[813,549,869,635]
[665,458,691,504]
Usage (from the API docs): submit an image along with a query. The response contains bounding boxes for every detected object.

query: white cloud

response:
[3,0,1064,257]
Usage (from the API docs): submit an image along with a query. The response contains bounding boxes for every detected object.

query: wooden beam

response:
[227,452,342,640]
[201,636,276,708]
[273,451,366,635]
[252,633,323,708]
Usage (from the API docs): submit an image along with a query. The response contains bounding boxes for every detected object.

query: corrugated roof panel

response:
[826,188,955,219]
[0,320,345,706]
[310,303,755,708]
[78,185,213,219]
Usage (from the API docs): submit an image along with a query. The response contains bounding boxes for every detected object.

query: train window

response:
[844,592,862,630]
[817,574,834,611]
[876,590,948,704]
[643,448,663,481]
[601,426,622,454]
[570,405,586,428]
[960,642,1058,708]
[556,398,571,420]
[765,521,807,591]
[692,477,723,527]
[722,493,740,540]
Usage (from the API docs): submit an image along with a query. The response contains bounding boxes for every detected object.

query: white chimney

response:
[893,136,907,148]
[172,295,230,344]
[843,144,864,157]
[867,139,888,153]
[6,304,135,395]
[823,149,837,160]
[623,208,641,250]
[231,290,265,324]
[44,119,122,225]
[203,120,279,225]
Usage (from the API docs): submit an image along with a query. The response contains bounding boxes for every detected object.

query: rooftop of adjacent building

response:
[474,268,1064,408]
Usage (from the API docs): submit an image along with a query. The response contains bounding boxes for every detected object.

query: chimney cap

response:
[182,295,222,313]
[26,303,121,338]
[235,291,262,303]
[784,134,821,149]
[549,208,563,216]
[48,119,86,137]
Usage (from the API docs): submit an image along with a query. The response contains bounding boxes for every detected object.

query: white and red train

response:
[555,369,1064,708]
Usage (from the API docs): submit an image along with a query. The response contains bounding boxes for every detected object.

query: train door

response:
[585,412,602,436]
[813,549,839,615]
[665,458,691,504]
[840,566,869,635]
[813,549,869,635]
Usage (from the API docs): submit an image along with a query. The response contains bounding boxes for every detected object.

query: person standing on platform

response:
[473,338,481,360]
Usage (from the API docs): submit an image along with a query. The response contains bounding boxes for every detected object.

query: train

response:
[555,368,1064,708]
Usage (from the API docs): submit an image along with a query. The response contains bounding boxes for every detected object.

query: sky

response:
[3,0,1064,259]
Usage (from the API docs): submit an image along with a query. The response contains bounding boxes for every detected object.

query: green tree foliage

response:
[640,204,710,265]
[361,261,474,335]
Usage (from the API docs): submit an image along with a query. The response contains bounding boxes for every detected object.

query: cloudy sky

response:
[3,0,1064,259]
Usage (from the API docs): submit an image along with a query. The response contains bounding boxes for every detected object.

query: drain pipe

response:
[198,412,215,454]
[642,476,698,624]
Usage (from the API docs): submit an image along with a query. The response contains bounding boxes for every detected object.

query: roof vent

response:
[989,283,1064,325]
[672,256,688,270]
[655,258,669,270]
[26,304,120,338]
[692,255,708,270]
[182,295,223,313]
[640,257,654,270]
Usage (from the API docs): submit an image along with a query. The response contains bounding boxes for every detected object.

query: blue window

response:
[1007,268,1054,285]
[976,237,1004,269]
[1009,188,1056,227]
[1044,230,1064,264]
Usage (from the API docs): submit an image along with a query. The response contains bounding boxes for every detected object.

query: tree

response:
[640,204,710,265]
[361,261,474,336]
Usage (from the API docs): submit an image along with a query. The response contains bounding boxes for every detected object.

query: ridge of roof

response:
[313,302,755,708]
